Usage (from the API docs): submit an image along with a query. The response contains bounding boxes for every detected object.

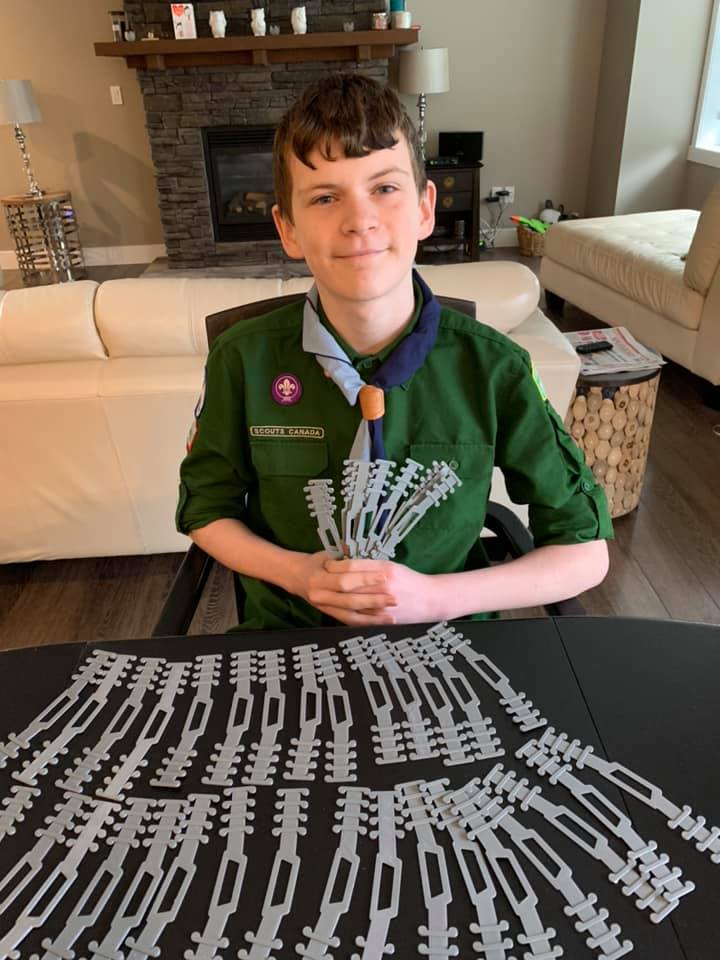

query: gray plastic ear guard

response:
[13,654,132,788]
[0,792,89,917]
[0,783,41,841]
[186,787,256,960]
[31,798,152,960]
[296,786,370,958]
[97,661,190,803]
[57,657,165,796]
[371,461,462,560]
[203,651,256,787]
[243,650,287,786]
[415,779,513,960]
[306,458,461,560]
[86,797,189,960]
[352,789,404,960]
[125,794,218,960]
[410,628,504,761]
[151,655,222,789]
[416,778,563,960]
[340,635,407,765]
[515,738,695,918]
[0,650,118,770]
[285,645,324,782]
[0,796,116,959]
[238,788,308,960]
[396,780,460,960]
[356,633,440,762]
[313,647,358,783]
[436,778,632,960]
[524,727,720,866]
[485,764,692,924]
[305,479,344,559]
[427,623,547,732]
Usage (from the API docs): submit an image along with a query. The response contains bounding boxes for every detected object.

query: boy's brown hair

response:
[273,72,427,222]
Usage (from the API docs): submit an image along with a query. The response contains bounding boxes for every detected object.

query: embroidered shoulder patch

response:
[186,421,198,453]
[186,368,206,453]
[194,368,207,419]
[531,363,548,403]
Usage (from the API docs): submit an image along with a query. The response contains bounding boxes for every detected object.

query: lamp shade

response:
[0,79,42,125]
[397,48,450,96]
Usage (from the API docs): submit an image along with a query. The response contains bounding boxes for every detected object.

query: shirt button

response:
[448,459,459,471]
[582,479,594,493]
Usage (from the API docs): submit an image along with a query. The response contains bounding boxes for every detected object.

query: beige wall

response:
[0,0,162,254]
[403,0,607,225]
[586,0,716,215]
[585,0,640,216]
[616,0,714,214]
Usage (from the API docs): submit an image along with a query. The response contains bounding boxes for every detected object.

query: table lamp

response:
[0,79,44,197]
[396,47,450,160]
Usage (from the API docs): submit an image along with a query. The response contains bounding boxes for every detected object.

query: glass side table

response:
[1,191,87,286]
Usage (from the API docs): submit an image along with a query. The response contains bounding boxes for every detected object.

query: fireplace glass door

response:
[204,126,277,242]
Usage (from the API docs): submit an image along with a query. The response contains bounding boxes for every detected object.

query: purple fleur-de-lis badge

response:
[271,372,302,405]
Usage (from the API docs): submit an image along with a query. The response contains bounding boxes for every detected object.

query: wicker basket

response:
[516,224,546,257]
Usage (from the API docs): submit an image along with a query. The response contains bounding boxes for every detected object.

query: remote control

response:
[576,340,613,354]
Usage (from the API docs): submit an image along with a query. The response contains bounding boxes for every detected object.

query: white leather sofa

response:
[539,181,720,393]
[0,262,580,563]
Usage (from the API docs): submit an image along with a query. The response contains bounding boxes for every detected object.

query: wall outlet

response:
[110,85,123,106]
[490,185,515,204]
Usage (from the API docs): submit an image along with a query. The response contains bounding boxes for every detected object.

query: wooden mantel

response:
[94,29,419,70]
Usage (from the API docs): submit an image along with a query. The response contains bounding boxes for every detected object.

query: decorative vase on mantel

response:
[291,5,307,34]
[209,10,227,37]
[250,7,266,36]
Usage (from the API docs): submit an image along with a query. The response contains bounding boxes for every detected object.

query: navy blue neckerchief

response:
[366,268,441,459]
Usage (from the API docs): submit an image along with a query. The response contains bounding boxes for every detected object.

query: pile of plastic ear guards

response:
[304,458,462,560]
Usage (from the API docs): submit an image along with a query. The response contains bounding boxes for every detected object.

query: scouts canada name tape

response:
[249,426,325,439]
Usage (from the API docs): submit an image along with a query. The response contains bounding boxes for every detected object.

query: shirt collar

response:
[317,281,423,375]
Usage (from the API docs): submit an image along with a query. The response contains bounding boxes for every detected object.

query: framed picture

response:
[171,3,197,39]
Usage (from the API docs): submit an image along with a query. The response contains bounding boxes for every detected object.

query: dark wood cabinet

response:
[418,161,482,262]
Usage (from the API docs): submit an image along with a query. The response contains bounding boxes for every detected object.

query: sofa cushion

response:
[508,307,579,417]
[281,277,314,297]
[684,181,720,295]
[0,280,106,364]
[95,277,284,357]
[414,262,539,332]
[279,263,540,333]
[545,211,703,330]
[0,359,106,401]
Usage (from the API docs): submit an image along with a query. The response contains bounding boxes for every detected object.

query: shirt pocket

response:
[250,440,330,549]
[408,441,495,533]
[251,440,329,478]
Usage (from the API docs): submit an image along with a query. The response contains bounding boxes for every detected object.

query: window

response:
[689,0,720,167]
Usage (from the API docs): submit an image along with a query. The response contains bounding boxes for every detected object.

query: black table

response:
[0,617,718,960]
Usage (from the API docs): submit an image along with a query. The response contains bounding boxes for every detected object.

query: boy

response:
[177,73,611,631]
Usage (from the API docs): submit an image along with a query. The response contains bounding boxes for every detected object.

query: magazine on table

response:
[566,326,665,376]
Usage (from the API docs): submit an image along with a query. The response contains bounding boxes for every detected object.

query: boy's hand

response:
[287,553,436,626]
[286,551,396,625]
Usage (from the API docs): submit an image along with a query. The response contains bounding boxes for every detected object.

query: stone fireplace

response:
[120,1,395,269]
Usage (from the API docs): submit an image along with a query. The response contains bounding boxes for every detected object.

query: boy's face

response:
[272,134,435,309]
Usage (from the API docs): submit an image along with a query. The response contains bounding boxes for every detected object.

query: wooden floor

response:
[1,255,719,650]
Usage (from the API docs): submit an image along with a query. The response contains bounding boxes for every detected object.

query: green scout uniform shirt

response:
[176,298,613,631]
